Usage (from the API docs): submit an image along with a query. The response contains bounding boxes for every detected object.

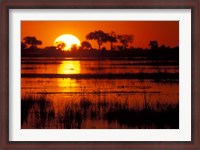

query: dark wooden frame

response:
[0,0,199,149]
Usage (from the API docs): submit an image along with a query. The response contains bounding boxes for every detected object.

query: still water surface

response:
[21,57,179,129]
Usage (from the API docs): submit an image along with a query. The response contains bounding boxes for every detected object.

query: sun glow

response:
[54,34,80,51]
[57,61,80,74]
[57,61,80,93]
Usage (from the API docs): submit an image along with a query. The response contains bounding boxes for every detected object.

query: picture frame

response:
[0,0,199,149]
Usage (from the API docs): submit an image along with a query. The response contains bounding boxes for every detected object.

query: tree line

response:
[21,30,134,51]
[21,30,179,59]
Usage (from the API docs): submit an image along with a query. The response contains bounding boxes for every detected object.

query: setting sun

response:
[54,34,80,51]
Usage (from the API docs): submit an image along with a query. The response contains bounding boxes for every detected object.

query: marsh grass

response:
[21,96,179,129]
[21,95,55,128]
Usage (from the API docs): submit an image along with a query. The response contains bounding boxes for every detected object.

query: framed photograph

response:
[1,0,199,149]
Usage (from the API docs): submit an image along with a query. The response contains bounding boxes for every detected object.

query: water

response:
[21,57,179,129]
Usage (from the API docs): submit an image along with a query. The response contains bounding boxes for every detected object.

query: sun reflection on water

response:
[57,61,80,94]
[57,61,81,74]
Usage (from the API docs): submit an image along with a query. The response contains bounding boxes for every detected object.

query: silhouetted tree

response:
[43,46,60,56]
[117,34,133,50]
[107,31,117,50]
[23,36,42,48]
[81,41,92,50]
[71,44,78,51]
[21,42,27,50]
[86,30,109,50]
[159,44,171,50]
[55,41,66,50]
[149,40,158,50]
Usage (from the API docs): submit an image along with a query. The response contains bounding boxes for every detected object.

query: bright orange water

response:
[21,57,179,129]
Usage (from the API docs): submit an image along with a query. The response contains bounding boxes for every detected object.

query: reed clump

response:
[22,96,179,129]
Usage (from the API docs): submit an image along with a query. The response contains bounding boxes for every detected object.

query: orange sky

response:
[21,21,179,49]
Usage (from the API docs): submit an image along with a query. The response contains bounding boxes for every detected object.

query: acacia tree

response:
[107,31,117,50]
[23,36,42,48]
[86,30,109,50]
[149,40,158,50]
[55,41,66,50]
[21,42,27,50]
[70,44,78,51]
[81,41,92,50]
[117,34,133,50]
